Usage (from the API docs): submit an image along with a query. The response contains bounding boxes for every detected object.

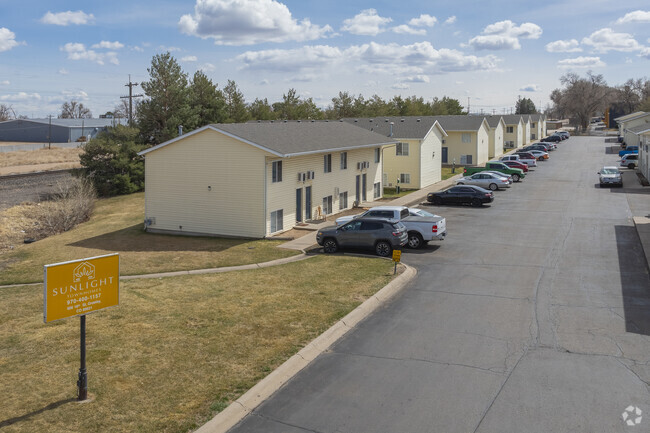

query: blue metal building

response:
[0,118,128,143]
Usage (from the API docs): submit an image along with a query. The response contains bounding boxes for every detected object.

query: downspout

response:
[263,156,268,238]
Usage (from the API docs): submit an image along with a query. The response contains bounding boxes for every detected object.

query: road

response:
[229,136,650,433]
[0,170,75,211]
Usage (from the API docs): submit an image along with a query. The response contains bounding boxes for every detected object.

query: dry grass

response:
[0,255,398,432]
[0,147,82,168]
[0,193,299,285]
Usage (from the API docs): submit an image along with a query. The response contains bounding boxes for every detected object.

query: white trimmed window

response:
[324,154,332,173]
[396,142,409,156]
[270,209,283,232]
[340,152,347,170]
[462,133,471,143]
[374,148,381,163]
[399,173,410,184]
[374,182,381,199]
[506,126,514,133]
[339,191,348,210]
[323,196,333,214]
[272,161,282,183]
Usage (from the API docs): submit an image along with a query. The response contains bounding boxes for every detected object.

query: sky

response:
[0,0,649,119]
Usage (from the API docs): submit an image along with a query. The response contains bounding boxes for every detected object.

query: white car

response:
[621,153,638,169]
[482,171,513,185]
[456,172,511,191]
[598,166,623,187]
[501,154,537,168]
[519,149,549,161]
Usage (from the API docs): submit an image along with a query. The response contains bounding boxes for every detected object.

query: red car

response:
[501,160,528,173]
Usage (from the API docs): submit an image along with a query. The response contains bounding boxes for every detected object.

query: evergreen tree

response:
[138,52,192,144]
[188,70,227,128]
[76,125,146,197]
[223,80,250,123]
[248,98,276,120]
[515,97,537,114]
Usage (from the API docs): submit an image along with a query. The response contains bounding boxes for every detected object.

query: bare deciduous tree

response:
[551,72,613,132]
[59,100,92,119]
[0,103,16,121]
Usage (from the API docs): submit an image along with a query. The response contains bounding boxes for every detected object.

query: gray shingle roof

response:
[432,115,487,132]
[500,115,526,125]
[140,122,398,157]
[483,115,505,128]
[341,116,445,139]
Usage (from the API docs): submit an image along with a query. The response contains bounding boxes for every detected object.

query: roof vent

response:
[417,119,421,122]
[354,119,358,122]
[311,119,315,122]
[400,119,405,122]
[297,120,301,123]
[369,119,373,122]
[283,120,288,123]
[270,120,274,123]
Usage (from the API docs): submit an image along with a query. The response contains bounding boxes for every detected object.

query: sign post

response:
[392,249,401,275]
[44,253,119,401]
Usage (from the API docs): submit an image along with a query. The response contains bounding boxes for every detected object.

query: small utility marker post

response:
[44,253,120,401]
[392,249,401,275]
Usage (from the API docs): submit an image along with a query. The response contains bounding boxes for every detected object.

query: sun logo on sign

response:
[73,262,95,282]
[622,406,642,426]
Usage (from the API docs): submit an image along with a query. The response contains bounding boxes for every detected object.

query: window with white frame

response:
[460,155,473,165]
[270,209,283,232]
[396,142,409,156]
[399,173,410,184]
[506,126,514,133]
[462,133,471,143]
[339,191,348,210]
[324,154,332,173]
[531,122,536,128]
[323,196,333,214]
[374,147,380,163]
[272,161,282,183]
[374,182,381,199]
[340,152,347,170]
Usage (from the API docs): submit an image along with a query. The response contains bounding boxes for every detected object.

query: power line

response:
[120,75,143,125]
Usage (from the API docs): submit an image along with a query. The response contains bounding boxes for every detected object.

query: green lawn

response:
[0,193,298,285]
[442,166,464,180]
[382,187,415,199]
[0,256,398,432]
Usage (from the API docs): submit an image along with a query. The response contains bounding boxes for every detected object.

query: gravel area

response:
[0,171,75,211]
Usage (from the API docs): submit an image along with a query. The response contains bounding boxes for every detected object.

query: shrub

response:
[22,178,96,240]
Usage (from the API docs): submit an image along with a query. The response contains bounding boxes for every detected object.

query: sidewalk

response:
[277,172,464,251]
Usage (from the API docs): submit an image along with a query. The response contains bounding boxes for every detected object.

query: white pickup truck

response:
[335,205,446,249]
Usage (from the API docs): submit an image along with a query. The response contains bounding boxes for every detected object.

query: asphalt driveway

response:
[228,136,650,433]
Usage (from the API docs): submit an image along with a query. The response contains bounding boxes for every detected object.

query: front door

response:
[362,173,367,201]
[296,188,302,222]
[355,175,360,204]
[442,147,448,163]
[305,186,312,220]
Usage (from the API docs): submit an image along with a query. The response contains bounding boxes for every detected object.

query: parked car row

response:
[427,134,566,207]
[317,205,448,256]
[598,134,638,187]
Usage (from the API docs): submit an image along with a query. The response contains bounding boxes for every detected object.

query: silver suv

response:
[317,217,408,257]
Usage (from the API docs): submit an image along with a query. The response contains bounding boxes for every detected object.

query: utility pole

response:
[467,97,470,115]
[121,74,143,126]
[48,115,52,150]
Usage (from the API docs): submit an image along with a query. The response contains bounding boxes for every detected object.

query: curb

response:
[194,263,417,433]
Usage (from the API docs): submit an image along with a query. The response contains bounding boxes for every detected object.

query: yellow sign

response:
[392,250,401,262]
[44,254,119,323]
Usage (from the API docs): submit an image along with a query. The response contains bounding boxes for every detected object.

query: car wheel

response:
[456,182,464,185]
[375,241,392,257]
[322,238,338,253]
[538,156,544,161]
[407,232,423,249]
[628,163,635,169]
[432,196,443,205]
[512,174,520,182]
[471,198,482,207]
[489,183,498,191]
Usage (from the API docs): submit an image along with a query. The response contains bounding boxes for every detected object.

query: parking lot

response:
[230,135,650,433]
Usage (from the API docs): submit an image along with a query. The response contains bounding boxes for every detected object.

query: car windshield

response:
[601,168,619,174]
[411,209,435,217]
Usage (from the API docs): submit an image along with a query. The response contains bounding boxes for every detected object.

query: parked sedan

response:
[316,217,408,257]
[504,153,537,167]
[517,149,548,160]
[556,131,570,140]
[598,166,623,187]
[482,171,513,185]
[501,160,529,173]
[456,172,510,190]
[427,185,494,207]
[541,135,561,143]
[621,153,638,169]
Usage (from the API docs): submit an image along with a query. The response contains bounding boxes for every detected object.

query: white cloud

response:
[131,45,145,52]
[341,9,391,36]
[582,28,642,53]
[62,90,89,100]
[0,92,42,102]
[91,41,124,50]
[260,79,270,85]
[181,55,198,62]
[0,80,9,85]
[0,28,19,52]
[392,25,426,35]
[58,69,68,75]
[545,39,582,53]
[519,84,539,92]
[409,14,437,27]
[41,10,94,26]
[237,42,499,76]
[199,63,216,72]
[392,83,410,90]
[402,75,430,83]
[469,20,542,50]
[444,16,457,25]
[61,43,119,65]
[557,56,606,69]
[615,10,650,24]
[179,0,332,45]
[640,47,650,59]
[159,45,181,52]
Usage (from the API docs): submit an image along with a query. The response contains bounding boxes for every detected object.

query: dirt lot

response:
[0,171,76,211]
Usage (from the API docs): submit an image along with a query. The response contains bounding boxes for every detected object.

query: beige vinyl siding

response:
[420,127,443,188]
[444,132,476,166]
[523,119,531,145]
[265,147,381,233]
[488,122,504,158]
[382,140,420,188]
[143,129,267,238]
[476,125,490,165]
[504,121,524,148]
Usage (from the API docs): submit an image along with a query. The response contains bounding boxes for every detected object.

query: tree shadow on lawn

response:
[67,223,254,253]
[0,398,76,428]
